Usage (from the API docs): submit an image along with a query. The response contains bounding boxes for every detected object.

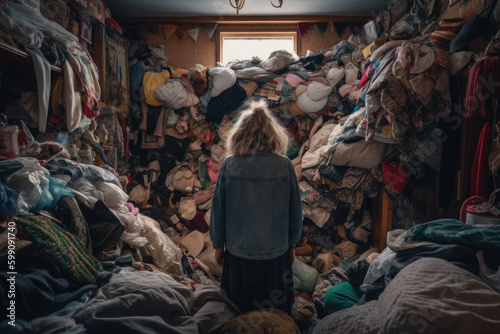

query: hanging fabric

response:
[188,27,199,42]
[162,24,177,41]
[314,22,328,38]
[204,23,218,39]
[297,22,312,38]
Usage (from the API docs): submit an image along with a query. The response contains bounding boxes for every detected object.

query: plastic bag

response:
[136,214,183,274]
[5,157,49,215]
[92,181,129,209]
[32,175,73,212]
[68,177,103,204]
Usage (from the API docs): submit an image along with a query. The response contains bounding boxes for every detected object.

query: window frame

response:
[216,24,300,64]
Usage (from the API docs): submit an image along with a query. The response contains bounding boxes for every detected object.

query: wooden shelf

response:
[0,42,63,74]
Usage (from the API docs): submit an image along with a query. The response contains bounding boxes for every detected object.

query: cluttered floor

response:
[2,1,500,332]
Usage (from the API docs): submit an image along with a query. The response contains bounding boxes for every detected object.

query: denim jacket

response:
[209,153,303,260]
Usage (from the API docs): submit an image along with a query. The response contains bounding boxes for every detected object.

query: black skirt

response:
[221,249,294,315]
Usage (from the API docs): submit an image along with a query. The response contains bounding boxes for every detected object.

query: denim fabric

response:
[210,153,303,260]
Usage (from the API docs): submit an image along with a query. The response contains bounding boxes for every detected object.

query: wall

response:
[132,22,351,69]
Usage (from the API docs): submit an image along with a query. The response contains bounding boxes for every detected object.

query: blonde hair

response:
[226,100,290,156]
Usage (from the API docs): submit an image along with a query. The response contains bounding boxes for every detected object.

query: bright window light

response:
[221,33,297,66]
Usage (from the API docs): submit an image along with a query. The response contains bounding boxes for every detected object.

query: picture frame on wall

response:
[93,25,130,117]
[79,20,92,43]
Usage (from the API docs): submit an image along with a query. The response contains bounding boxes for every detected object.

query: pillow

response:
[208,67,237,97]
[332,139,388,169]
[154,80,188,110]
[379,257,500,334]
[326,67,345,87]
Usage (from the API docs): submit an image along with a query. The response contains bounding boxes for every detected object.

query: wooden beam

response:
[372,188,393,252]
[114,15,372,25]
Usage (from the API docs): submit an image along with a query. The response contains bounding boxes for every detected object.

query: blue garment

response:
[405,218,500,253]
[210,153,303,260]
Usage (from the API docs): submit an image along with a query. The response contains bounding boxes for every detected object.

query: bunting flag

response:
[334,22,348,37]
[314,22,328,38]
[188,27,199,42]
[349,23,364,37]
[297,22,312,38]
[162,24,177,41]
[176,27,187,39]
[328,21,335,32]
[204,23,218,39]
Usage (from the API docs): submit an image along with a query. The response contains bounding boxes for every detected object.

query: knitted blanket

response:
[14,215,102,284]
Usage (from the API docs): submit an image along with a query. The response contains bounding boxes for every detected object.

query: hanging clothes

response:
[470,122,491,198]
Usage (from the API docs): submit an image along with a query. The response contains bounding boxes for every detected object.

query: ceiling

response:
[104,0,390,20]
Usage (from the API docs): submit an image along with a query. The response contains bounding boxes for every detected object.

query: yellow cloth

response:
[142,70,171,107]
[50,76,64,115]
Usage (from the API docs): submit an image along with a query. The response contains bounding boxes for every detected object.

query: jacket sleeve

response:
[209,159,227,249]
[288,160,303,248]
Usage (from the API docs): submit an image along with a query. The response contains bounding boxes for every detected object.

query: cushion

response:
[332,139,388,169]
[285,73,307,87]
[296,82,333,114]
[294,83,308,97]
[326,67,345,87]
[154,79,188,110]
[379,257,500,334]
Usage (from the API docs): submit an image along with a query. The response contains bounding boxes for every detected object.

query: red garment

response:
[180,210,209,233]
[382,160,410,194]
[359,63,374,89]
[470,123,491,198]
[105,18,122,34]
[465,57,500,119]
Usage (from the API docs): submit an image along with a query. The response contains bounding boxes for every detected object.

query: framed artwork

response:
[79,20,92,43]
[93,25,130,116]
[88,0,105,24]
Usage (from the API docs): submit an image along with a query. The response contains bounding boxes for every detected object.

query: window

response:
[219,31,297,66]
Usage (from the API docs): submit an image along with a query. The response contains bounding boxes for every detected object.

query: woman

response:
[209,100,303,314]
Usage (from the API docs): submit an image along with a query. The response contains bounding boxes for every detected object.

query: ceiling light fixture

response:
[229,0,283,15]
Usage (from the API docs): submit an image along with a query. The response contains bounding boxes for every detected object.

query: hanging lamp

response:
[229,0,245,15]
[228,0,283,14]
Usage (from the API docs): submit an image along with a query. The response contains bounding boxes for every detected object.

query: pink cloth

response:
[125,202,139,216]
[207,158,221,183]
[285,73,307,87]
